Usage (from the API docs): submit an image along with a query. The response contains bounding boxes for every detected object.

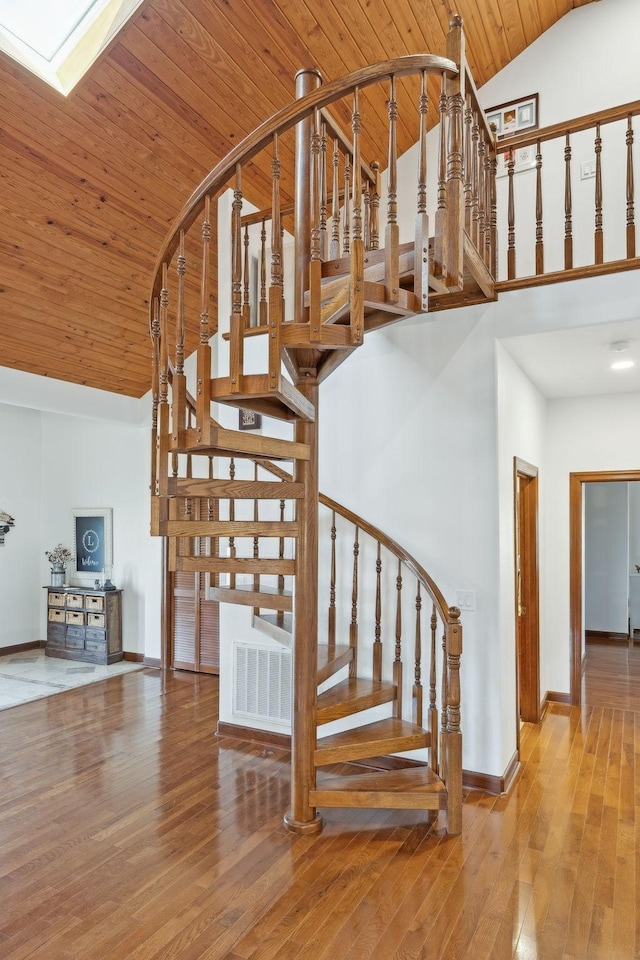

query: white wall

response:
[584,482,629,634]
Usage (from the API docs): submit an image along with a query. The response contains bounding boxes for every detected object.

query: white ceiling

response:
[500,316,640,399]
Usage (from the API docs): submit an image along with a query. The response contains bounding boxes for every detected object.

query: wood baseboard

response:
[143,656,162,668]
[0,640,46,656]
[463,750,520,796]
[541,690,571,719]
[586,630,629,644]
[124,652,145,663]
[216,721,291,751]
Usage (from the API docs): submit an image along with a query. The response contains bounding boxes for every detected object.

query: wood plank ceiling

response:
[0,0,597,398]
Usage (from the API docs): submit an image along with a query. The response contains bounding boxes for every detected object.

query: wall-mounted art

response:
[71,508,113,585]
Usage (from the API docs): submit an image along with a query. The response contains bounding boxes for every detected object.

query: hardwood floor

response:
[0,650,637,959]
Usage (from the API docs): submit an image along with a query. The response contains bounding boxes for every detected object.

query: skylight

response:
[0,0,144,95]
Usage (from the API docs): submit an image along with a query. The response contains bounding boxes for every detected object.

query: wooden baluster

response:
[434,83,448,277]
[328,510,336,647]
[385,76,399,304]
[156,265,170,502]
[488,127,497,279]
[369,160,380,250]
[349,527,359,678]
[373,541,382,682]
[196,197,212,447]
[463,95,473,235]
[564,133,573,270]
[415,70,430,315]
[627,116,636,259]
[253,463,260,613]
[309,109,322,343]
[483,132,492,268]
[320,122,328,260]
[243,223,251,327]
[429,603,439,775]
[444,16,465,291]
[535,140,544,274]
[342,155,351,255]
[171,230,187,448]
[268,134,282,394]
[441,627,449,737]
[477,133,486,265]
[277,497,285,628]
[330,138,340,259]
[393,560,403,720]
[350,88,364,345]
[507,152,516,279]
[470,112,480,250]
[230,164,244,394]
[259,219,267,326]
[229,458,236,590]
[594,123,603,265]
[150,295,161,519]
[413,583,423,726]
[363,181,370,251]
[444,607,463,834]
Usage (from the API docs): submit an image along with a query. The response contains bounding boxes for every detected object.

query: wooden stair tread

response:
[210,584,292,612]
[309,766,445,810]
[166,478,304,500]
[210,374,315,423]
[315,717,430,766]
[316,678,396,724]
[252,612,293,646]
[317,644,353,684]
[176,424,310,461]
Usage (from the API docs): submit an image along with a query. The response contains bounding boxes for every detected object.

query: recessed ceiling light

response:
[611,359,635,370]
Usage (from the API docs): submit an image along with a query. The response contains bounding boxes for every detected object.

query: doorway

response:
[569,469,640,705]
[514,458,540,727]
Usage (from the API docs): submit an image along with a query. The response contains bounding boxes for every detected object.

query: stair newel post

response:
[414,70,430,315]
[230,164,244,394]
[172,230,187,449]
[507,152,516,279]
[385,75,399,304]
[393,560,403,720]
[444,606,463,834]
[594,124,603,265]
[535,140,544,274]
[429,603,438,775]
[626,116,636,258]
[444,15,465,291]
[269,133,283,393]
[330,139,340,259]
[294,67,322,324]
[433,80,448,277]
[328,510,336,648]
[349,527,359,678]
[564,134,573,271]
[369,160,380,250]
[412,583,423,726]
[197,196,212,447]
[373,541,382,682]
[309,108,322,343]
[229,458,236,590]
[350,87,364,345]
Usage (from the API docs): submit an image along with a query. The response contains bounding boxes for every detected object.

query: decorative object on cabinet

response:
[71,508,113,585]
[44,543,72,586]
[0,509,15,545]
[45,586,123,664]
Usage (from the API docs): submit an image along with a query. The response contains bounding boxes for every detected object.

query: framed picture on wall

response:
[486,93,539,139]
[71,508,113,585]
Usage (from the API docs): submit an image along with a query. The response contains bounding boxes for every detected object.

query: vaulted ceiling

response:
[0,0,597,398]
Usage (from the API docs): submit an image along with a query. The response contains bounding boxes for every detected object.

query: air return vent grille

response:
[234,643,292,723]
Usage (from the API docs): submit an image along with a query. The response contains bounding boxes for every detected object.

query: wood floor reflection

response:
[0,649,637,959]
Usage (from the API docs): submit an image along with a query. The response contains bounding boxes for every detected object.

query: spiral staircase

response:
[147,17,498,835]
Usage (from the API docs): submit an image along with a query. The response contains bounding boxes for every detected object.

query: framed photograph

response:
[239,409,262,431]
[71,508,113,584]
[497,143,537,177]
[486,93,538,140]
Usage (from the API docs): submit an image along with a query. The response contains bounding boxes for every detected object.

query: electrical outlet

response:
[456,590,476,611]
[580,160,596,180]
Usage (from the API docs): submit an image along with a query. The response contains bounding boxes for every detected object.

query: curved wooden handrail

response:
[149,53,458,303]
[319,492,453,623]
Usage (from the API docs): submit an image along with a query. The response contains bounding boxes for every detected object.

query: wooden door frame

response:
[569,469,640,705]
[514,458,540,735]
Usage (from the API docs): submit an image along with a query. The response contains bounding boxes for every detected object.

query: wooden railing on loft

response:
[494,99,640,289]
